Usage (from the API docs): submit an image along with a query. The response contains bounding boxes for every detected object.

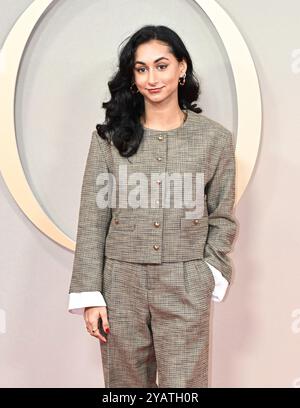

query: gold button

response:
[153,244,160,250]
[114,218,119,224]
[158,136,164,141]
[154,221,160,228]
[193,219,199,225]
[157,157,162,161]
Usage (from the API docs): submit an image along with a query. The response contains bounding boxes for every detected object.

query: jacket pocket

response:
[180,215,208,230]
[110,215,136,232]
[180,216,209,257]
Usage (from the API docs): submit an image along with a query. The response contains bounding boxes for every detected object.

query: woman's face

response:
[133,40,186,105]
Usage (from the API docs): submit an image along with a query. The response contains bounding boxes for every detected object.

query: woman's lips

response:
[147,87,163,93]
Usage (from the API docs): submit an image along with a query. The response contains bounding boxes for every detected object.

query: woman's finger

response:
[99,308,110,336]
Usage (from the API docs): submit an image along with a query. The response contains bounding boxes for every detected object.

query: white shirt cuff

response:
[204,261,229,302]
[68,291,107,315]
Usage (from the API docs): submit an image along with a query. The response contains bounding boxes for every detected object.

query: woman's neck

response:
[141,109,187,131]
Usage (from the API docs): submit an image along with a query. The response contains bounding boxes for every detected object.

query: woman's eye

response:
[136,65,168,73]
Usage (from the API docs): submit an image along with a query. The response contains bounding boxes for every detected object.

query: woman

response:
[68,25,237,388]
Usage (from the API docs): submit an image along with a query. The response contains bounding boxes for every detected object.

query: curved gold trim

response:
[0,0,261,251]
[0,0,74,250]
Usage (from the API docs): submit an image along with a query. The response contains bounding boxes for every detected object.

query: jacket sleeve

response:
[203,128,238,285]
[68,130,112,300]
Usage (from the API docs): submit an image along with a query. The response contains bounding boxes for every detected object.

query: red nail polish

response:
[105,328,110,333]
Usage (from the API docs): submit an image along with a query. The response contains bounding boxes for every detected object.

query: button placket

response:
[150,132,166,254]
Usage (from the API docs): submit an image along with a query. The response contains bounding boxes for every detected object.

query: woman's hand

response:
[84,306,110,343]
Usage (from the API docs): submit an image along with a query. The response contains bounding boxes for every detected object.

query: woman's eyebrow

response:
[134,57,170,65]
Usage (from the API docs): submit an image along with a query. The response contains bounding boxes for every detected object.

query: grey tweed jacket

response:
[69,109,237,295]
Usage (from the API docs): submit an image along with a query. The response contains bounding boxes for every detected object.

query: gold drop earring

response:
[179,73,186,86]
[130,82,140,94]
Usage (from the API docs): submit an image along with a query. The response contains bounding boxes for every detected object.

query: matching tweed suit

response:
[68,108,238,387]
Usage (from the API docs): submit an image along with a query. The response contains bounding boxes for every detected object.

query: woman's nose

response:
[148,66,158,82]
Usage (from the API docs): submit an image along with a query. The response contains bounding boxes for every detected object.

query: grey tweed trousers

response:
[98,255,215,388]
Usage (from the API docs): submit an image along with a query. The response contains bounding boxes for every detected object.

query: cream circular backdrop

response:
[0,0,261,251]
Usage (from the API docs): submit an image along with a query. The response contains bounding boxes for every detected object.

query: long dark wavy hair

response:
[96,25,202,158]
